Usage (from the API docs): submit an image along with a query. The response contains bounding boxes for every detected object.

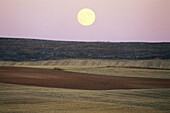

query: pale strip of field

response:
[66,67,170,79]
[0,83,169,113]
[0,59,170,69]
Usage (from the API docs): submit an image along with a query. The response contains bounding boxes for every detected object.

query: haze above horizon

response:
[0,0,170,42]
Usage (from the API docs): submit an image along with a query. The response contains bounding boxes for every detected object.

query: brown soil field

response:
[0,66,170,90]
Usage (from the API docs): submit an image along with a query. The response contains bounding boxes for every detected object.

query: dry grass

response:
[65,67,170,79]
[1,59,170,112]
[0,83,170,113]
[1,59,170,79]
[0,59,170,69]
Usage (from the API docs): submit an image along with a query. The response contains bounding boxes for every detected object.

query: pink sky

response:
[0,0,170,42]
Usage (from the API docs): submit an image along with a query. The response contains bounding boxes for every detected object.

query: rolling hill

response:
[0,37,170,61]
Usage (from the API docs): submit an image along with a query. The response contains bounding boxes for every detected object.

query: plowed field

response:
[0,67,170,90]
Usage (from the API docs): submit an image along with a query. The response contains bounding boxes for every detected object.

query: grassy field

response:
[65,67,170,79]
[0,59,170,69]
[0,83,170,113]
[0,59,170,79]
[0,59,170,112]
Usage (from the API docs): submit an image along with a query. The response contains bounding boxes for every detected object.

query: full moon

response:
[77,8,96,26]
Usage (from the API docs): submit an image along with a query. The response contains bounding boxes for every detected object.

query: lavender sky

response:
[0,0,170,42]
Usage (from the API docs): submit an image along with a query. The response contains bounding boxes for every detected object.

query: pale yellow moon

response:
[77,8,96,26]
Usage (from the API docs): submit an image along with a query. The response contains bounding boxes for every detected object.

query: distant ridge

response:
[0,37,169,43]
[0,37,170,61]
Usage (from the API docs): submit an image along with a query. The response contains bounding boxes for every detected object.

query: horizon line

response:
[0,36,170,43]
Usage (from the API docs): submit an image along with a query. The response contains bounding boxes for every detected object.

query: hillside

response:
[0,37,170,61]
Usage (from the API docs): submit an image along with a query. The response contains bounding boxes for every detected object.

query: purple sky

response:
[0,0,170,42]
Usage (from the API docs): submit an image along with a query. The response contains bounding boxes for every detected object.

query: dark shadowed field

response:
[1,38,170,61]
[0,66,170,90]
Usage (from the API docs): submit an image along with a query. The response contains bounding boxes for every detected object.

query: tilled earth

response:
[0,67,170,90]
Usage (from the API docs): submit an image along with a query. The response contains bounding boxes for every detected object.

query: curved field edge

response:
[0,59,170,69]
[1,66,170,90]
[0,83,170,113]
[65,67,170,79]
[0,59,170,79]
